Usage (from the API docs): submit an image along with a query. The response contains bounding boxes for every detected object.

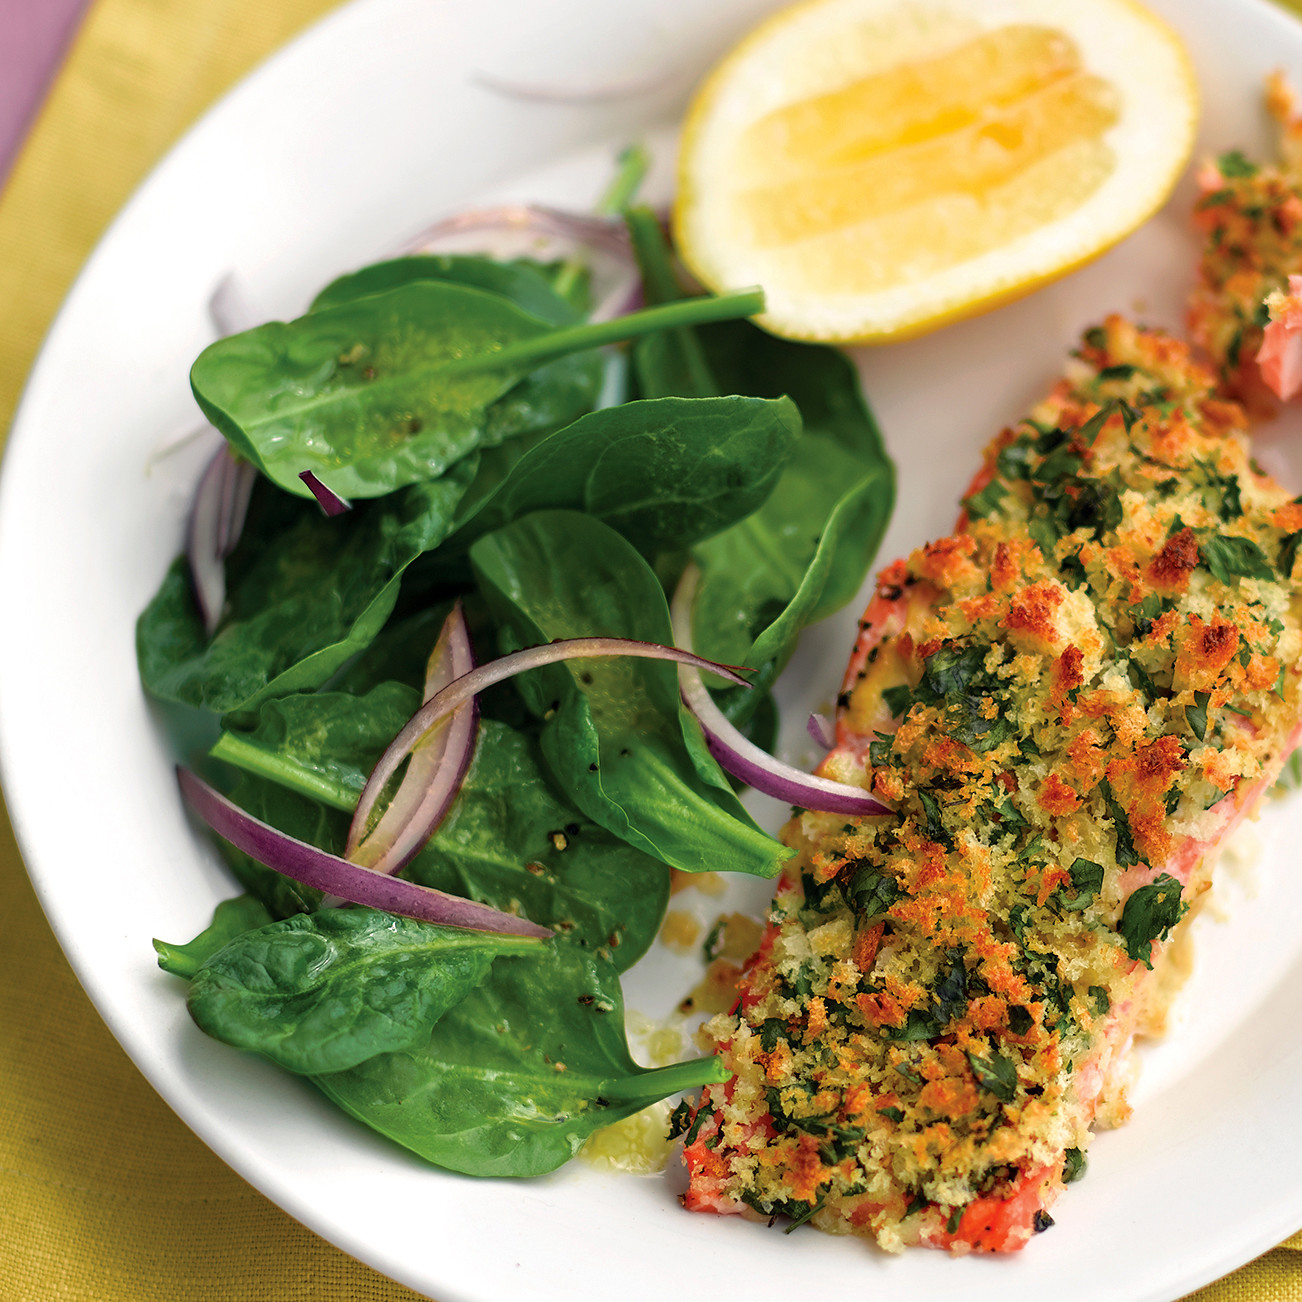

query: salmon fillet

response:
[1189,73,1302,408]
[682,315,1302,1252]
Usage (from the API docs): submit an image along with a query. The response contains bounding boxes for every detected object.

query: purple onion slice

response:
[404,203,641,321]
[187,444,258,634]
[670,565,890,817]
[350,637,751,846]
[207,272,261,338]
[298,470,352,516]
[806,711,836,750]
[178,767,549,938]
[345,603,478,877]
[471,69,677,104]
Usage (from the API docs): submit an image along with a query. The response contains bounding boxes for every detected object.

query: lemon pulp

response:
[730,25,1120,295]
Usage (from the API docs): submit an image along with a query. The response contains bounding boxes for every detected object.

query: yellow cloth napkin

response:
[0,1,1300,1300]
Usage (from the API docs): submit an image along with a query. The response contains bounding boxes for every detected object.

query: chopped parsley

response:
[963,478,1009,520]
[882,684,912,718]
[1216,149,1259,178]
[1199,531,1276,586]
[1100,780,1140,867]
[966,1048,1018,1103]
[1117,874,1188,967]
[908,642,1014,754]
[1059,858,1104,912]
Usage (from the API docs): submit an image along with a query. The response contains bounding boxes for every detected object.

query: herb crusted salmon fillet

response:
[681,315,1302,1253]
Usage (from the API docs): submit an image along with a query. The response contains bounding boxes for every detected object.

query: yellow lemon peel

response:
[674,0,1198,343]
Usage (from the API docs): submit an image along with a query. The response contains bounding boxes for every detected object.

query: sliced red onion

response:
[807,712,836,750]
[670,565,890,817]
[403,204,641,322]
[471,69,677,104]
[298,470,352,516]
[345,603,478,877]
[352,637,751,838]
[188,444,258,634]
[178,767,549,938]
[207,272,261,338]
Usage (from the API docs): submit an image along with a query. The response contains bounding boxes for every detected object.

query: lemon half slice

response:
[674,0,1198,343]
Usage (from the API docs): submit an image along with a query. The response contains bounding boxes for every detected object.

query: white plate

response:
[2,0,1302,1298]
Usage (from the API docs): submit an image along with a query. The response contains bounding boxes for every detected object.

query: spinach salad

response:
[140,162,896,1178]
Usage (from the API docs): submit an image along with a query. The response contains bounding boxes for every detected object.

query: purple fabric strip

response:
[0,0,92,193]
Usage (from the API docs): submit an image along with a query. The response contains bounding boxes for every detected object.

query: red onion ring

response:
[670,565,890,817]
[187,445,257,634]
[351,637,752,843]
[298,470,352,516]
[178,767,549,938]
[471,69,677,104]
[207,272,261,338]
[345,603,478,876]
[807,712,836,750]
[403,204,641,322]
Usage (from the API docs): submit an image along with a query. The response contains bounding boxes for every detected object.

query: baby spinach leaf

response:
[210,692,671,969]
[440,395,801,557]
[309,253,606,454]
[1117,874,1188,967]
[186,908,538,1075]
[210,682,419,810]
[137,466,473,716]
[310,254,584,325]
[470,511,790,878]
[192,282,762,501]
[313,940,727,1177]
[618,203,894,716]
[688,332,893,707]
[404,720,671,971]
[153,895,274,979]
[327,603,455,698]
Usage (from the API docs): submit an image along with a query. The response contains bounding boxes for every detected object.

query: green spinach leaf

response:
[619,205,894,711]
[154,895,274,979]
[211,694,672,970]
[210,682,419,810]
[308,252,606,453]
[186,908,538,1075]
[404,720,671,970]
[470,511,790,877]
[438,394,800,557]
[137,466,474,716]
[313,940,727,1177]
[191,282,762,501]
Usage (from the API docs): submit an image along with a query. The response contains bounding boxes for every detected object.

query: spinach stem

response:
[210,732,357,813]
[596,1054,730,1101]
[445,289,764,377]
[553,143,651,302]
[597,143,651,218]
